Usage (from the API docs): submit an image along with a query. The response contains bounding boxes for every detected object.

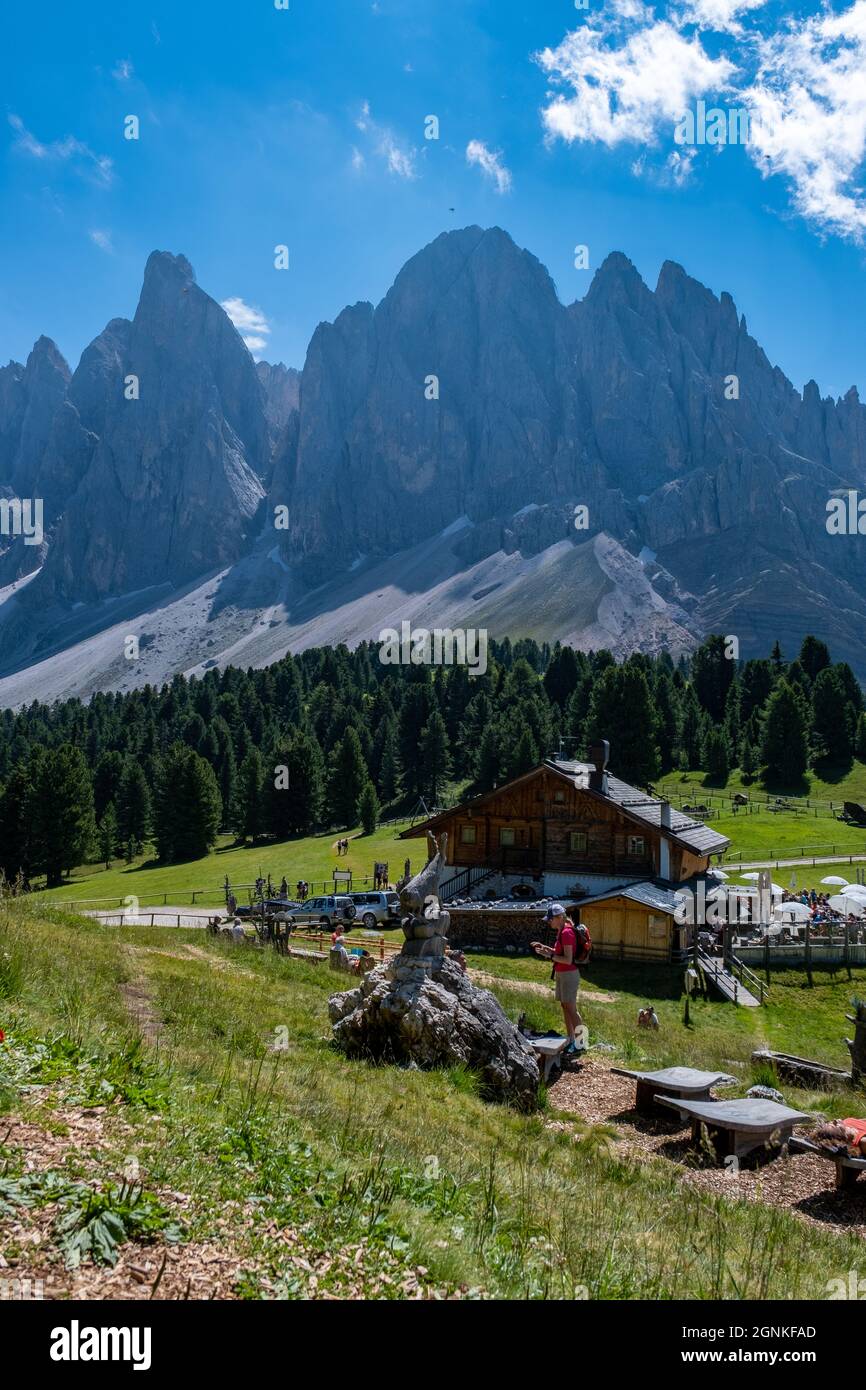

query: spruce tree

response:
[266,732,324,837]
[28,745,96,888]
[760,679,809,785]
[97,801,119,869]
[586,663,660,785]
[0,761,34,882]
[856,712,866,763]
[117,760,151,853]
[235,749,265,843]
[328,727,369,827]
[418,712,451,803]
[811,667,852,763]
[154,745,222,862]
[358,780,380,835]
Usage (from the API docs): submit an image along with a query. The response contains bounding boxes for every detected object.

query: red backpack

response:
[553,919,592,973]
[572,921,592,965]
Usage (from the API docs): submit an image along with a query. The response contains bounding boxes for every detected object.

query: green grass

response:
[3,898,865,1299]
[32,822,415,908]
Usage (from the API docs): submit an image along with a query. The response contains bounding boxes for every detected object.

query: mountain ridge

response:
[1,224,865,699]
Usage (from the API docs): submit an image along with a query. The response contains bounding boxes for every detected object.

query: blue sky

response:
[2,0,866,398]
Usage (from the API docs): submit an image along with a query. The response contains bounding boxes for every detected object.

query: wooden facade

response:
[402,764,722,884]
[580,897,685,964]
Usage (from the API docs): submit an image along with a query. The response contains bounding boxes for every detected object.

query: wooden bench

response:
[655,1096,810,1161]
[611,1066,736,1116]
[789,1135,866,1190]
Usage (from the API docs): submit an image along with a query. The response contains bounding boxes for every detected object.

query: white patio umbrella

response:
[709,868,729,880]
[821,875,850,887]
[741,872,761,882]
[840,885,866,901]
[829,893,866,917]
[772,901,810,921]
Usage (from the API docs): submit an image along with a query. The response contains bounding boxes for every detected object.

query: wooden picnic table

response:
[611,1066,736,1116]
[656,1096,810,1161]
[789,1136,866,1190]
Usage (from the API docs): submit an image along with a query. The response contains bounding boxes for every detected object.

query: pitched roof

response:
[548,760,730,855]
[400,757,730,856]
[577,880,684,916]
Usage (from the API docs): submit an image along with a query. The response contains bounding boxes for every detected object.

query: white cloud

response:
[676,0,766,34]
[8,113,114,187]
[536,0,866,243]
[744,0,866,241]
[355,102,417,179]
[113,59,134,80]
[89,228,113,253]
[537,17,736,148]
[466,139,513,194]
[350,145,365,172]
[221,297,271,356]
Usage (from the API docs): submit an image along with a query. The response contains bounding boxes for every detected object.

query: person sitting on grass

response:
[638,1004,660,1030]
[530,904,583,1056]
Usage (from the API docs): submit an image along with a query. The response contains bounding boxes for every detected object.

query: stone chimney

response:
[588,739,609,793]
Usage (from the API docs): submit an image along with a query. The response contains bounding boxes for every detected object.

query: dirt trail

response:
[469,968,616,1004]
[119,948,163,1042]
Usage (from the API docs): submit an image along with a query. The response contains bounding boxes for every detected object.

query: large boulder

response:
[328,953,541,1111]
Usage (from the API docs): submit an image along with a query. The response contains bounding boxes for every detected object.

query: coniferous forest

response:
[0,633,862,885]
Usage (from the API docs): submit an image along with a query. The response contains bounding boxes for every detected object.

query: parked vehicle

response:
[347,891,401,929]
[287,894,357,928]
[236,897,303,920]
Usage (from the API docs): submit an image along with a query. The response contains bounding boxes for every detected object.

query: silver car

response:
[348,891,401,929]
[287,894,357,928]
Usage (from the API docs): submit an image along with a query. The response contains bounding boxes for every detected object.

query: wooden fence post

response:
[805,919,813,987]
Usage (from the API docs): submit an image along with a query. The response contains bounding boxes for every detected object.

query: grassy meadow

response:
[2,896,865,1299]
[33,822,416,908]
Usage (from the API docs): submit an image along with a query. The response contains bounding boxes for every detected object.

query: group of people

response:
[335,838,350,856]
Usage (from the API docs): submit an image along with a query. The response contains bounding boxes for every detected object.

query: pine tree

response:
[740,739,758,781]
[328,727,369,827]
[97,801,119,869]
[117,760,151,853]
[418,712,450,803]
[811,667,853,763]
[154,745,222,862]
[0,761,34,882]
[760,679,809,785]
[235,749,265,842]
[798,635,831,682]
[378,721,399,805]
[654,672,682,772]
[358,780,380,835]
[28,745,96,888]
[586,663,660,785]
[856,712,866,763]
[265,732,324,837]
[690,636,735,722]
[476,724,500,792]
[703,726,730,784]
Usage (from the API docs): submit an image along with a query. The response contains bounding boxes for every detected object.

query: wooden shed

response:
[578,883,686,963]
